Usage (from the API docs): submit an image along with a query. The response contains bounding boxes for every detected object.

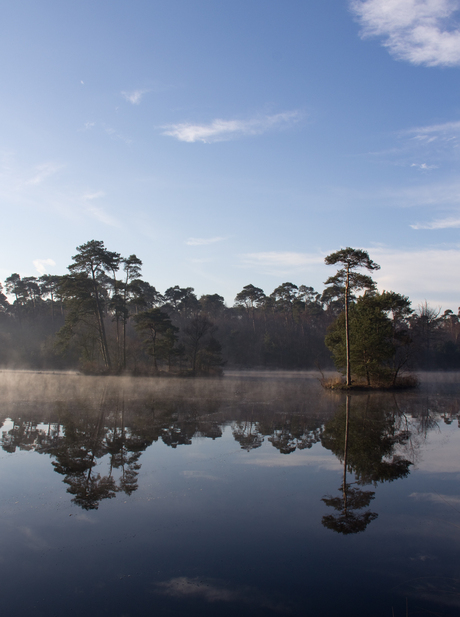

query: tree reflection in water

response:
[322,485,378,534]
[49,392,148,509]
[1,380,454,516]
[1,391,164,510]
[321,395,413,534]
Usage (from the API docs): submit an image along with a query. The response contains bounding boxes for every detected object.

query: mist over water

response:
[0,369,340,418]
[1,370,459,616]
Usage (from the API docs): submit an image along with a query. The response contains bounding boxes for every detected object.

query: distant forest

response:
[0,240,459,374]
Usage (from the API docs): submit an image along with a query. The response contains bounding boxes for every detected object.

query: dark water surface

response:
[1,371,459,616]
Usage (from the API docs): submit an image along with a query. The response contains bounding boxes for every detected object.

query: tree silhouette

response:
[133,308,178,372]
[324,248,380,385]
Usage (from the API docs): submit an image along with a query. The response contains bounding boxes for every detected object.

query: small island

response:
[320,247,417,390]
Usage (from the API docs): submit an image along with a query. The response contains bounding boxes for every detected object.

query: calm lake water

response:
[1,370,459,617]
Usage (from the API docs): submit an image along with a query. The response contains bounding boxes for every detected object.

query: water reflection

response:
[1,376,459,516]
[321,396,378,533]
[1,373,460,616]
[50,398,145,509]
[2,393,159,509]
[0,376,337,510]
[321,395,413,534]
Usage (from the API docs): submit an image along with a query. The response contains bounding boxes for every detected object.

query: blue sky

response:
[2,0,460,309]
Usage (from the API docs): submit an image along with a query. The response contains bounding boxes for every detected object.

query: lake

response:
[1,370,459,616]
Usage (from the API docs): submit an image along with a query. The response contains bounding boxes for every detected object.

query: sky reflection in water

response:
[0,371,459,616]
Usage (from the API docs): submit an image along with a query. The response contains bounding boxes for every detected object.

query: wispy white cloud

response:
[85,205,120,227]
[83,190,106,201]
[411,216,460,229]
[402,119,460,155]
[0,153,119,228]
[162,111,302,143]
[242,246,460,308]
[350,0,460,66]
[357,179,460,210]
[189,258,213,264]
[33,259,56,275]
[399,120,460,166]
[240,251,323,275]
[19,526,49,551]
[104,126,132,145]
[410,162,438,170]
[390,173,460,228]
[0,154,76,219]
[370,246,460,307]
[186,236,224,246]
[81,191,120,227]
[404,119,460,137]
[182,470,220,480]
[156,577,238,603]
[121,88,150,104]
[368,117,460,170]
[79,120,131,142]
[155,577,290,612]
[241,453,341,470]
[26,162,62,185]
[410,492,460,505]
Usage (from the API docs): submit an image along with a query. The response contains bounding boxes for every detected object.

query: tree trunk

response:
[345,265,351,386]
[123,318,127,370]
[342,396,350,514]
[93,281,111,369]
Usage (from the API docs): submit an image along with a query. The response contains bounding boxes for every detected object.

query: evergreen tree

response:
[133,308,178,372]
[324,248,380,385]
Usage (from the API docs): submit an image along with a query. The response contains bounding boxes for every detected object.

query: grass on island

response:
[320,373,419,391]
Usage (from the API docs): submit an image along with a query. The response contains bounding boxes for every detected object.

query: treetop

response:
[69,240,121,276]
[324,247,380,271]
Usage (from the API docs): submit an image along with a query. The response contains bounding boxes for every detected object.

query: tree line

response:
[0,240,459,374]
